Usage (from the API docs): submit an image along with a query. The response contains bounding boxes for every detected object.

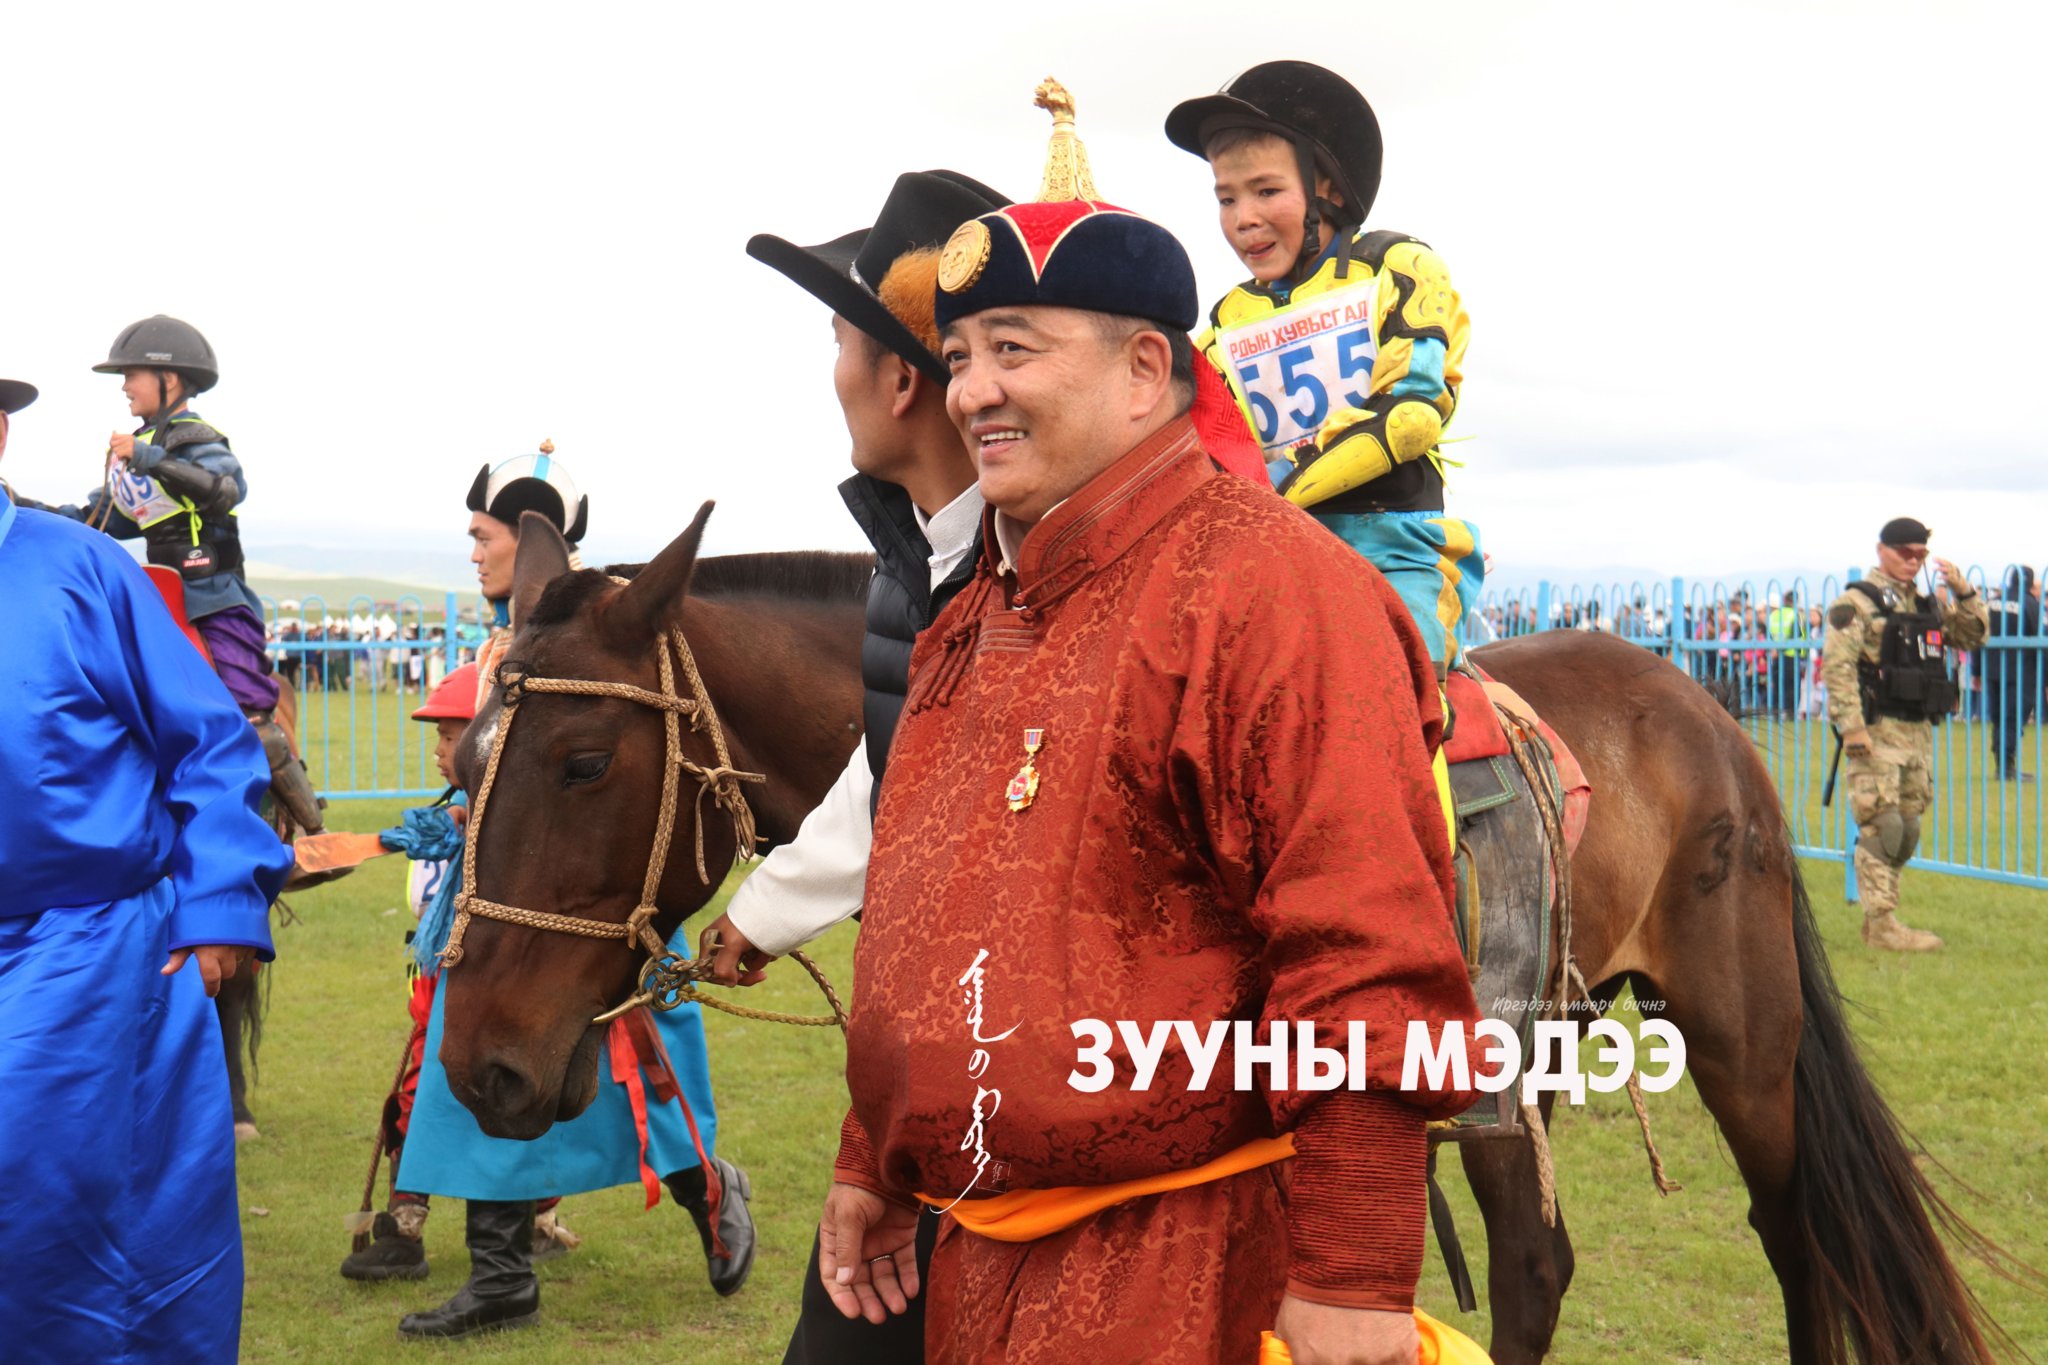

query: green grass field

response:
[238,790,2047,1363]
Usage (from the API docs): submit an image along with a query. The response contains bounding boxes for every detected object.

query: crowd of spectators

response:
[265,607,488,693]
[1467,568,2047,746]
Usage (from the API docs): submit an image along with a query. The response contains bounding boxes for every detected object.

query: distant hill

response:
[247,570,483,619]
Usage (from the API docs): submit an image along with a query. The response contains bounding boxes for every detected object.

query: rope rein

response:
[441,609,844,1033]
[1499,703,1679,1222]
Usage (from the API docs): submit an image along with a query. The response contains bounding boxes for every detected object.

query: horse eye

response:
[564,753,611,785]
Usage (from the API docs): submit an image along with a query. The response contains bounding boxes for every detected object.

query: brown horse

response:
[437,507,868,1139]
[440,510,2008,1363]
[1458,631,2010,1364]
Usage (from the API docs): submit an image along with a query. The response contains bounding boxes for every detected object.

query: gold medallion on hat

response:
[938,218,993,294]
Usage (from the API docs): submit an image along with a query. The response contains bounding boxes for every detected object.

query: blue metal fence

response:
[262,592,474,800]
[1465,566,2048,890]
[269,569,2048,891]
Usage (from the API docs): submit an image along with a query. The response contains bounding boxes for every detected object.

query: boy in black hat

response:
[1166,62,1481,673]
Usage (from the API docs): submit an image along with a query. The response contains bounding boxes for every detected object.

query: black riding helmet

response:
[93,315,220,395]
[1166,61,1384,279]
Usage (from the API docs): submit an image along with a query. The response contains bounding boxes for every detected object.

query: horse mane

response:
[602,551,875,604]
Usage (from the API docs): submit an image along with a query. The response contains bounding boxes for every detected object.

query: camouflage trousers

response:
[1845,717,1934,916]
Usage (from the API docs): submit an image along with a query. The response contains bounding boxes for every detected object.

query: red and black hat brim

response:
[747,227,950,383]
[0,379,37,415]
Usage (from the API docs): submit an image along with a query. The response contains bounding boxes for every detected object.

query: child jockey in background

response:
[337,663,586,1282]
[67,314,327,829]
[1168,62,1482,672]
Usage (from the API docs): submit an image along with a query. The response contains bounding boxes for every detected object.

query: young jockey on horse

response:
[61,316,327,830]
[367,452,756,1340]
[1168,63,1481,673]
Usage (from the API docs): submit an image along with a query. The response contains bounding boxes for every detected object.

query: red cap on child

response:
[411,664,480,722]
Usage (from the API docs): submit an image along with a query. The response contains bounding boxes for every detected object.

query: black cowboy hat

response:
[748,170,1010,383]
[0,379,35,414]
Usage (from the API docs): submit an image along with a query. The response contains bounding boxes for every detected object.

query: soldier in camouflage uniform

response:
[1822,517,1987,951]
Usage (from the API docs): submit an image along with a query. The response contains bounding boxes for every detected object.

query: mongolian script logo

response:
[938,949,1019,1212]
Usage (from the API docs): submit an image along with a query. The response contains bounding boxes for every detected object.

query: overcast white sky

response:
[3,0,2043,592]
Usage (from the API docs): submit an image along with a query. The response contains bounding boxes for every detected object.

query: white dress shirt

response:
[723,482,984,955]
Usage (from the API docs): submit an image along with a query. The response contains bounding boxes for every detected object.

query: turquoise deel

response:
[399,936,718,1199]
[1313,509,1484,667]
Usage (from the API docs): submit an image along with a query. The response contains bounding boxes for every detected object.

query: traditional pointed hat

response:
[933,81,1267,484]
[933,78,1198,333]
[466,439,589,543]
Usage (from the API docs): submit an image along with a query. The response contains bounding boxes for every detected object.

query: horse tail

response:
[1787,866,2028,1363]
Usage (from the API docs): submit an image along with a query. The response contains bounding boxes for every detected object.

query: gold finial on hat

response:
[1033,77,1098,202]
[538,438,555,455]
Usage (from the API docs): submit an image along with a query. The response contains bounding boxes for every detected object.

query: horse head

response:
[436,503,859,1139]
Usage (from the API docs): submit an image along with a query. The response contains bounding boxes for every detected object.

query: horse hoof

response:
[234,1122,261,1142]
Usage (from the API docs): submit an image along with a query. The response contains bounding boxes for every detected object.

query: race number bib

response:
[1215,276,1383,456]
[109,460,184,527]
[407,856,454,921]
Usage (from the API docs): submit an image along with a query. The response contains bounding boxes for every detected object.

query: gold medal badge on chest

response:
[1005,728,1045,812]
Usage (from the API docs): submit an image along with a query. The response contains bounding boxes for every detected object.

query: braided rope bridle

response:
[441,612,845,1031]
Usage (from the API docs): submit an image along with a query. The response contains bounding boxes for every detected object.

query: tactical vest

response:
[1846,581,1959,722]
[109,416,245,583]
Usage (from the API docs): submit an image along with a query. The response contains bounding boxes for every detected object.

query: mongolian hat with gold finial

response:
[935,81,1269,485]
[933,78,1199,334]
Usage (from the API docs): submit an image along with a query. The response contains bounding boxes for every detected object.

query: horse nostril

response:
[479,1058,535,1117]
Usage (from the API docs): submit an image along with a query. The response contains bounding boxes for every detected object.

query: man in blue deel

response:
[0,371,292,1362]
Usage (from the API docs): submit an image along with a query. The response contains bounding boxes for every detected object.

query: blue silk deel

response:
[0,501,290,1361]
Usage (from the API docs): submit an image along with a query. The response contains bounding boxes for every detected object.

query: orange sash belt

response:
[1261,1316,1491,1364]
[917,1135,1494,1364]
[918,1133,1296,1242]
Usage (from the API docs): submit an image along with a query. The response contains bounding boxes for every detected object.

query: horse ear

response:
[606,501,714,645]
[511,511,572,628]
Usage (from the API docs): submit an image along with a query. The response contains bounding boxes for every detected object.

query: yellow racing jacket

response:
[1197,228,1468,513]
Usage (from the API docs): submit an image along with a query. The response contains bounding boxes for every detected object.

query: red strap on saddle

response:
[1445,666,1593,855]
[1442,671,1510,764]
[142,565,212,663]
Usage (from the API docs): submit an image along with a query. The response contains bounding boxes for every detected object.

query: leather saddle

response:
[1434,666,1592,1140]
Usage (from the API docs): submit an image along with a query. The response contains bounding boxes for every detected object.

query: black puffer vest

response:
[840,474,980,811]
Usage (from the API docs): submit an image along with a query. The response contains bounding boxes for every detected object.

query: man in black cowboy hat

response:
[694,167,1008,1363]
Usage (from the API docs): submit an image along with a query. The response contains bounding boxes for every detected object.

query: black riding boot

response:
[665,1158,756,1296]
[396,1199,538,1340]
[249,710,326,835]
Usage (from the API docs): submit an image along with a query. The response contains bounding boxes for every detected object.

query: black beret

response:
[1879,517,1932,547]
